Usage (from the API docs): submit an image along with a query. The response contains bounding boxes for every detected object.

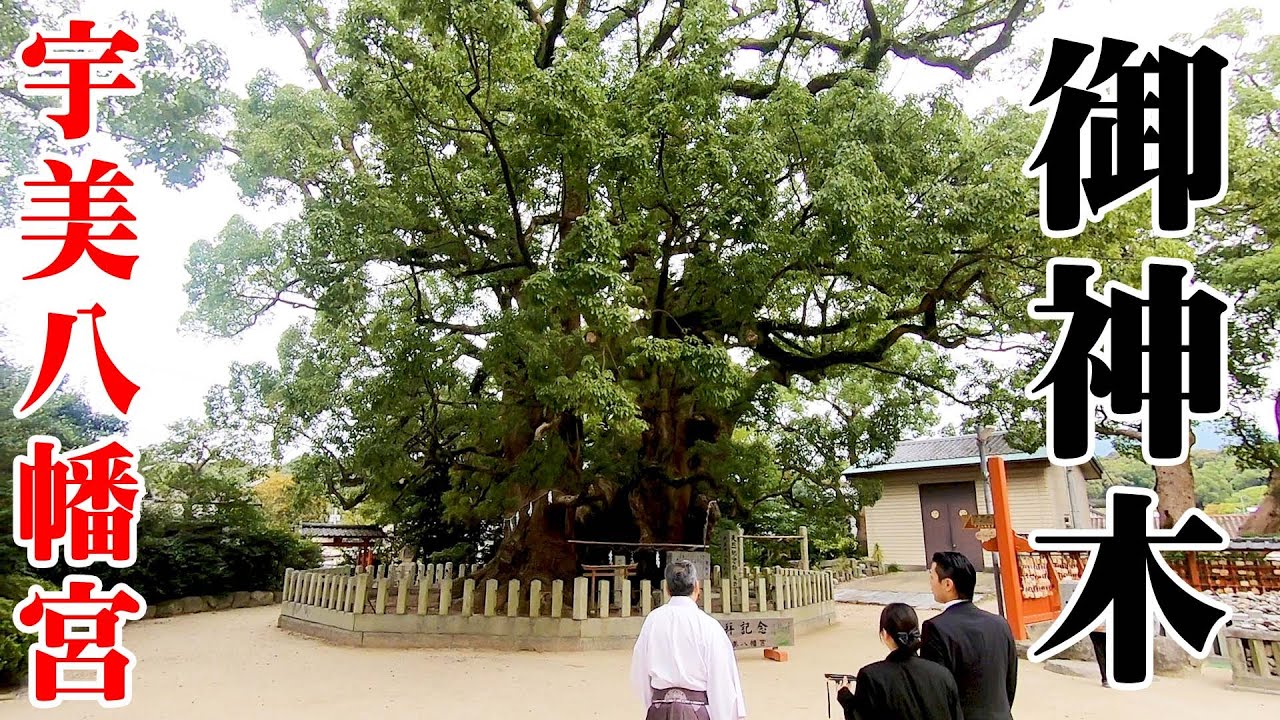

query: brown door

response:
[919,482,985,570]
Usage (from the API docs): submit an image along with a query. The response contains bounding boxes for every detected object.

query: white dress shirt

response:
[941,598,969,611]
[629,596,748,720]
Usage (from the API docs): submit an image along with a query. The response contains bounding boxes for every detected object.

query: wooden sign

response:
[975,528,997,543]
[963,513,996,530]
[721,617,794,650]
[667,551,712,583]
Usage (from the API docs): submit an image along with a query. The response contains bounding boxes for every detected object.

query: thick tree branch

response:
[644,1,683,62]
[537,0,569,68]
[287,22,366,174]
[457,64,533,269]
[520,0,547,31]
[596,0,645,40]
[888,0,1031,80]
[1,87,43,112]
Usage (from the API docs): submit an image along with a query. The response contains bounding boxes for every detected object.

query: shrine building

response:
[843,432,1102,571]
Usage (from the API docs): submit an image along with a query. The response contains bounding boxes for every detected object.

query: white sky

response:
[0,0,1276,450]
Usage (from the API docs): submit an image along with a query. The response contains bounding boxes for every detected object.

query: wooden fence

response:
[282,564,835,620]
[1168,552,1280,594]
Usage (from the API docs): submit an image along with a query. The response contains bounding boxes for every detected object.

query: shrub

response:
[0,574,56,603]
[814,536,859,561]
[0,599,33,689]
[0,575,51,690]
[35,508,321,604]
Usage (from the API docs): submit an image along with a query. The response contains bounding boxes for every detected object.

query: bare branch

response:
[888,0,1031,80]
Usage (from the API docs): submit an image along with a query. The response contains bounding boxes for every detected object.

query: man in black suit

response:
[921,551,1018,720]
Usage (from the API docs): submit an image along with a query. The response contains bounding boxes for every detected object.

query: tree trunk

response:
[473,478,714,585]
[854,507,869,557]
[473,369,722,584]
[1102,427,1197,529]
[476,500,579,585]
[1152,460,1197,529]
[1238,468,1280,536]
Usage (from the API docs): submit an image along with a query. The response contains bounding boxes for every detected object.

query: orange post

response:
[987,456,1028,640]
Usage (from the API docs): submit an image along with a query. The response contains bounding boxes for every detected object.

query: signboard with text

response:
[667,551,711,583]
[721,617,794,650]
[963,514,996,530]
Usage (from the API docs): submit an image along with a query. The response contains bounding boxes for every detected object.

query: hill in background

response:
[1094,446,1269,514]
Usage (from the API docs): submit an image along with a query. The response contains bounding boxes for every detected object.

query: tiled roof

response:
[879,433,1028,464]
[843,431,1051,476]
[1212,514,1252,539]
[298,523,386,539]
[1229,537,1280,552]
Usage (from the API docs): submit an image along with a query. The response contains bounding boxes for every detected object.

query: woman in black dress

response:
[836,603,965,720]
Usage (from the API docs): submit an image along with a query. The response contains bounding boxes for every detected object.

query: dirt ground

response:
[1,601,1275,719]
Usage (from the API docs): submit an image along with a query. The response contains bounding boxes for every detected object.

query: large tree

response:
[193,0,1172,582]
[1200,12,1280,535]
[8,0,1172,580]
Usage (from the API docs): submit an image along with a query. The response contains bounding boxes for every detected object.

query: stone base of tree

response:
[143,591,282,620]
[1015,637,1096,663]
[1043,659,1101,680]
[818,558,885,580]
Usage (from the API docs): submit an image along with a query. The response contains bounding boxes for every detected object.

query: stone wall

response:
[144,590,283,620]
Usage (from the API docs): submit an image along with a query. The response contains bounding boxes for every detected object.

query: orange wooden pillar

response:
[988,456,1028,640]
[1187,551,1201,589]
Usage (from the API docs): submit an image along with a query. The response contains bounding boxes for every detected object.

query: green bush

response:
[813,536,859,561]
[1,598,33,689]
[0,574,56,602]
[35,508,321,604]
[0,575,67,690]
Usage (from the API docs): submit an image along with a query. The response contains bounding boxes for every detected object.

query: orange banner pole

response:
[988,456,1027,640]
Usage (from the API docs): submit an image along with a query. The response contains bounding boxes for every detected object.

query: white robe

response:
[629,596,747,720]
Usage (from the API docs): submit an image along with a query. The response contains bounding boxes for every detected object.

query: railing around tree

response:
[278,562,838,650]
[282,563,834,618]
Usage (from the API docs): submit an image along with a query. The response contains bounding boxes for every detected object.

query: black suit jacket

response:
[836,650,964,720]
[921,601,1017,720]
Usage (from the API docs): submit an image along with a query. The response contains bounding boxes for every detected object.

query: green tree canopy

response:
[0,340,126,576]
[17,0,1265,577]
[173,0,1178,580]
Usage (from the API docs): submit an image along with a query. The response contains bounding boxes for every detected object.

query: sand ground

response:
[1,600,1275,719]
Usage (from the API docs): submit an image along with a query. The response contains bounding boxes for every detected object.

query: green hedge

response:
[0,599,29,689]
[32,509,321,605]
[2,509,320,689]
[97,519,319,602]
[1,575,56,690]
